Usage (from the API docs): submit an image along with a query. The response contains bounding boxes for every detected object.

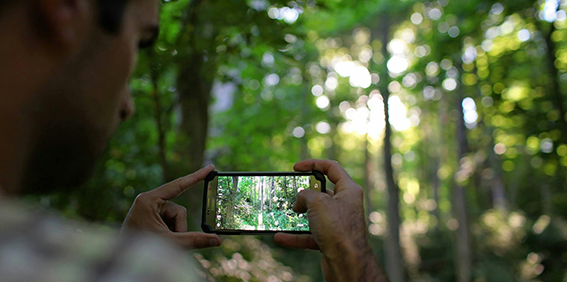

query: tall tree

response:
[284,176,288,199]
[537,7,567,140]
[485,125,508,211]
[269,177,275,210]
[149,59,171,182]
[453,62,472,282]
[377,14,406,282]
[260,176,265,228]
[364,134,374,220]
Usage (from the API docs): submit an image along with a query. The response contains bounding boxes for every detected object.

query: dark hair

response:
[0,0,129,34]
[97,0,130,34]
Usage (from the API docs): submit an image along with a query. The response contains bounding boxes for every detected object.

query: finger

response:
[274,233,319,250]
[170,232,222,249]
[294,159,352,185]
[162,202,188,232]
[151,165,215,200]
[326,189,334,197]
[293,189,329,213]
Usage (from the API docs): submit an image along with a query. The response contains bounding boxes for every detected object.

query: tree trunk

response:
[175,39,217,232]
[539,17,566,215]
[226,178,235,228]
[299,72,311,161]
[424,107,442,229]
[540,19,567,140]
[364,134,374,220]
[249,177,254,203]
[433,105,445,228]
[453,62,472,282]
[173,0,216,229]
[327,124,339,192]
[377,15,405,282]
[328,124,339,161]
[149,61,171,182]
[327,91,340,163]
[293,176,298,194]
[284,176,288,199]
[269,177,274,210]
[540,183,554,216]
[178,54,214,174]
[254,177,258,207]
[509,153,527,209]
[486,127,507,211]
[232,176,239,193]
[259,177,265,229]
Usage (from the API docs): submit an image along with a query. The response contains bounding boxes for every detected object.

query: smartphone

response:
[202,171,326,234]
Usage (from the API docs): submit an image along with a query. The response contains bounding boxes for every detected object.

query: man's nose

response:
[120,86,136,121]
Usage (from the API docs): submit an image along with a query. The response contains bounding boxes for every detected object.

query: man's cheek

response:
[110,38,135,110]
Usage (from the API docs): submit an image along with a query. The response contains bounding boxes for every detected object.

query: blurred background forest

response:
[32,0,567,281]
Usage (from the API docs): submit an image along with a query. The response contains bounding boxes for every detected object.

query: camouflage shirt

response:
[0,200,207,282]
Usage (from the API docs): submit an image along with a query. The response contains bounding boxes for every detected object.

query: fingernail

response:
[210,238,220,246]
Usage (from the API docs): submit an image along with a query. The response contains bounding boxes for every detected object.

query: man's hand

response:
[274,160,388,282]
[122,165,221,249]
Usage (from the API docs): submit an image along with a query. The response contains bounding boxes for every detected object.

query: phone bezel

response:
[201,171,326,235]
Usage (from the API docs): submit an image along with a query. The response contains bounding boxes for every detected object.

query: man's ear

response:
[37,0,93,55]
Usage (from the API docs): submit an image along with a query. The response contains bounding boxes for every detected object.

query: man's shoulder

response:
[0,200,208,282]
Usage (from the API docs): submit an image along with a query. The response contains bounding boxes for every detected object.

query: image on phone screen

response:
[203,172,325,233]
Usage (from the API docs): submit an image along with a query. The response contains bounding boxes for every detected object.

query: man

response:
[0,0,388,281]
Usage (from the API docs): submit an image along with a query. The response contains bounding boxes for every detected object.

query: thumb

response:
[169,232,222,249]
[293,189,328,213]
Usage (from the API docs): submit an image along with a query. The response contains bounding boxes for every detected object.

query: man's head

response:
[0,0,159,194]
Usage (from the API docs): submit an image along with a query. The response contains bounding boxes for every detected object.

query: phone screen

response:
[203,172,325,233]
